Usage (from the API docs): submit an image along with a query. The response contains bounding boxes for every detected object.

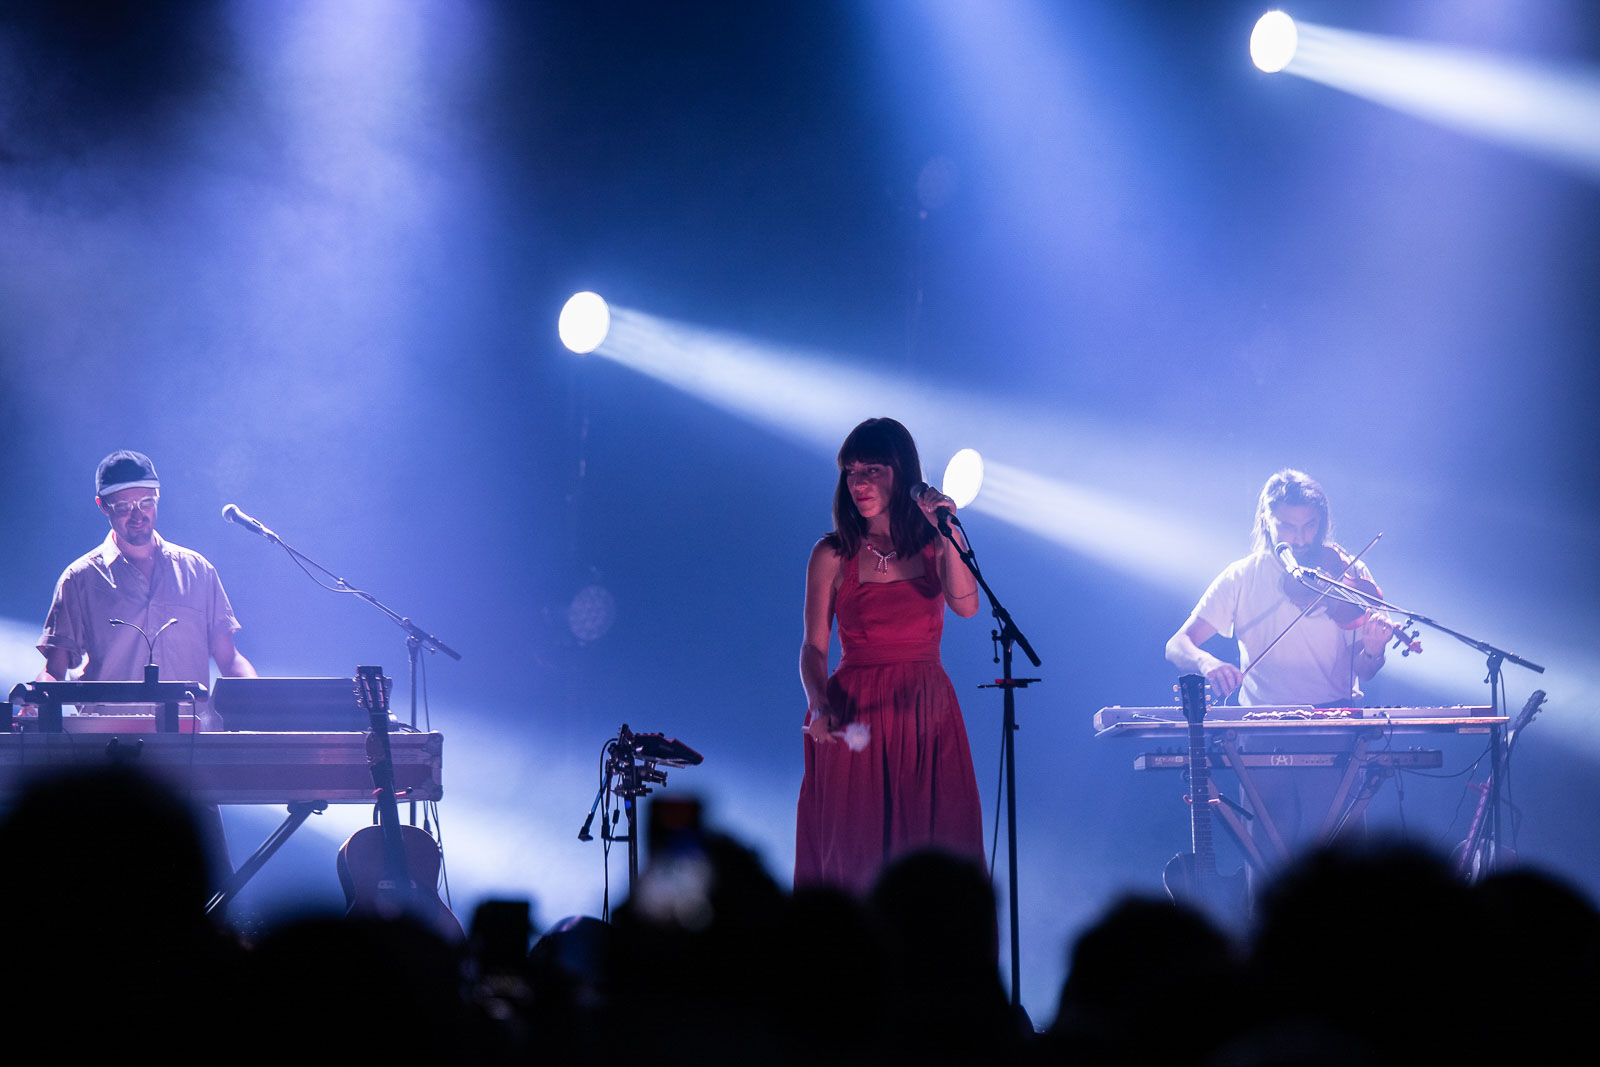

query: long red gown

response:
[794,542,986,894]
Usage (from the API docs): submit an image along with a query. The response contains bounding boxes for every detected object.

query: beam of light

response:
[559,292,611,354]
[971,461,1232,592]
[592,307,1246,583]
[941,448,984,508]
[1263,17,1600,180]
[1251,11,1298,73]
[593,306,907,456]
[197,0,494,458]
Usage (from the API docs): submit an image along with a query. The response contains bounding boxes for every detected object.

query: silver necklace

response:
[864,541,897,574]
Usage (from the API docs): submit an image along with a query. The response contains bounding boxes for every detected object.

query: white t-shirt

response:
[1190,550,1374,707]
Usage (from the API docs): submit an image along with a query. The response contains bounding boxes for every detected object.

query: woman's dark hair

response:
[826,417,936,560]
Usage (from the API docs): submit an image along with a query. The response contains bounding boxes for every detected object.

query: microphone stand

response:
[1285,569,1544,874]
[243,521,463,825]
[576,724,670,920]
[937,511,1040,1009]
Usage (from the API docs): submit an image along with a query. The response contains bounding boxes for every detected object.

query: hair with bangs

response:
[825,417,936,560]
[1250,468,1333,553]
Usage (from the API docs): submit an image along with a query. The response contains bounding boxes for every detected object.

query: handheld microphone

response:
[908,481,957,526]
[221,504,279,542]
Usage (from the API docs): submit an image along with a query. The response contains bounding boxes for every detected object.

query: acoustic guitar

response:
[336,665,463,941]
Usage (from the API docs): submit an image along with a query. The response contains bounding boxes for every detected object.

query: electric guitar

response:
[1163,673,1249,922]
[336,665,463,941]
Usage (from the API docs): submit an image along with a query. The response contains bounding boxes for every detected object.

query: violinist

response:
[1165,469,1390,708]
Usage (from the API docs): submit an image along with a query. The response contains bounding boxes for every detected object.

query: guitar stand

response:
[1201,781,1270,877]
[206,800,328,917]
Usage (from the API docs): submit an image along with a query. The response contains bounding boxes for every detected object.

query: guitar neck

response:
[355,667,414,894]
[1187,715,1217,876]
[1177,673,1218,877]
[366,707,402,813]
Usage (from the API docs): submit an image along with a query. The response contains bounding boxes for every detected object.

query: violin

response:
[1280,543,1423,656]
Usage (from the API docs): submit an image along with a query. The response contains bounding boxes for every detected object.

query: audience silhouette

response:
[1,770,1591,1065]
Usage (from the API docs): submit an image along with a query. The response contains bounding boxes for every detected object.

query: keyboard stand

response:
[205,800,328,917]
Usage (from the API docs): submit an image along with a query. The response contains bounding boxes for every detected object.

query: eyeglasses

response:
[105,495,158,517]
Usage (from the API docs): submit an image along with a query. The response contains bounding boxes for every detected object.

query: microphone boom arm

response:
[225,509,462,662]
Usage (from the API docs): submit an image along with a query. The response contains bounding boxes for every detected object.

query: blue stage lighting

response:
[559,292,611,354]
[942,448,984,508]
[1252,11,1298,73]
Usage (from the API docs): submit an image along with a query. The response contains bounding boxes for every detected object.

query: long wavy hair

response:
[1250,468,1332,553]
[825,417,936,560]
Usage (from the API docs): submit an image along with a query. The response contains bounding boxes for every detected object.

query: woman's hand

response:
[805,701,838,744]
[916,485,957,529]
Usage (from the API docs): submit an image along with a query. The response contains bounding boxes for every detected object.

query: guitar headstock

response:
[1513,689,1547,733]
[1176,673,1211,726]
[354,665,393,716]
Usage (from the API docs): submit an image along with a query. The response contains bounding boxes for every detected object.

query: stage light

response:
[942,448,984,508]
[559,292,611,354]
[1251,11,1298,73]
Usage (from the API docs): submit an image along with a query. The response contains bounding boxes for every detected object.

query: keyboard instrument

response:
[0,731,443,804]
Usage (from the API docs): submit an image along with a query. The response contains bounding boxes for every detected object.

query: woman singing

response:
[794,417,986,893]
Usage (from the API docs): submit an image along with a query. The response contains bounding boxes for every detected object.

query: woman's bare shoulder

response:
[808,537,843,570]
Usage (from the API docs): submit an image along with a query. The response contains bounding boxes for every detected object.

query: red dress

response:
[794,541,986,893]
